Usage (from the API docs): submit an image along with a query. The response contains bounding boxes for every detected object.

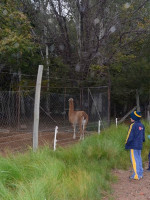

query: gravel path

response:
[103,163,150,200]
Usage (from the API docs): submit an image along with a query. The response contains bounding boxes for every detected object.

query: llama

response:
[68,98,88,140]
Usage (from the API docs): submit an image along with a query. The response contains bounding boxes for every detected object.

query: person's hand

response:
[148,135,150,140]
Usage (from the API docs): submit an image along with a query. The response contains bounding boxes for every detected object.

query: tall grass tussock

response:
[0,121,149,200]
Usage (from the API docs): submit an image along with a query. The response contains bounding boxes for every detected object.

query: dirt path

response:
[103,163,150,200]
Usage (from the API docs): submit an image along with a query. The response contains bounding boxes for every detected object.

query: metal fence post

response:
[54,126,58,151]
[116,118,118,127]
[33,65,43,152]
[98,120,101,134]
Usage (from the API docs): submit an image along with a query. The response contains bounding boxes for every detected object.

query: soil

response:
[0,130,80,156]
[103,165,150,200]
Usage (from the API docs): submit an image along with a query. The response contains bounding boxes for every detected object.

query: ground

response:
[103,165,150,200]
[0,130,80,155]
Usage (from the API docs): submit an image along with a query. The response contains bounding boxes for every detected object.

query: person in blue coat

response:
[125,111,145,180]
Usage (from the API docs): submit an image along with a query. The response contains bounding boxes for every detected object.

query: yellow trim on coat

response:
[134,111,141,118]
[125,123,134,144]
[131,149,139,180]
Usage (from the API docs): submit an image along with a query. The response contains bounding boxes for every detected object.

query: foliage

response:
[0,0,42,90]
[0,0,36,63]
[1,0,150,114]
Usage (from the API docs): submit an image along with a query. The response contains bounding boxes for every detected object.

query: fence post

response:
[147,110,150,124]
[118,106,137,124]
[116,118,118,127]
[136,89,140,112]
[54,126,58,151]
[33,65,43,152]
[98,120,101,134]
[17,69,21,131]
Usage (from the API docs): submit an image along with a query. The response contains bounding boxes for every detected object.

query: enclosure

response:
[0,87,108,153]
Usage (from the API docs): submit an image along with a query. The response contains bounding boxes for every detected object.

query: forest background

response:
[0,0,150,122]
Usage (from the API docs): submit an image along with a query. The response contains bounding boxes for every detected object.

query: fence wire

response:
[0,87,108,134]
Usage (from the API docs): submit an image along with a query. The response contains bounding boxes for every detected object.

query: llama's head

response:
[68,98,73,102]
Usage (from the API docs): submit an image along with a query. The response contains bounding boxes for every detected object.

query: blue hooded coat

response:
[125,121,145,150]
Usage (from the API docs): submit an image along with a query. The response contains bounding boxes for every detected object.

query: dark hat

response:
[130,111,142,121]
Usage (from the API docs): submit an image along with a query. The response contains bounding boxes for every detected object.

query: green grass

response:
[0,121,149,200]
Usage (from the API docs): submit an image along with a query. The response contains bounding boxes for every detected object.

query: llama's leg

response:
[73,124,76,139]
[79,119,83,140]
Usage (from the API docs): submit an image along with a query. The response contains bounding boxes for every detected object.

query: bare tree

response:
[19,0,150,79]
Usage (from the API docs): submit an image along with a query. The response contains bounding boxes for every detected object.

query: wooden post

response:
[88,88,89,116]
[33,65,43,152]
[136,89,140,112]
[147,91,150,123]
[108,85,111,126]
[64,88,66,126]
[98,120,101,134]
[17,69,21,130]
[80,88,82,110]
[118,106,137,124]
[147,110,150,123]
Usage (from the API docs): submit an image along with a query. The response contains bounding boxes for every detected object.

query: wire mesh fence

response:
[0,87,108,133]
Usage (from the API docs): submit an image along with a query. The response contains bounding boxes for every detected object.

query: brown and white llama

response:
[68,98,88,140]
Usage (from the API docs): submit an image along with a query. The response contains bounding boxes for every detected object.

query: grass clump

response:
[0,121,149,200]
